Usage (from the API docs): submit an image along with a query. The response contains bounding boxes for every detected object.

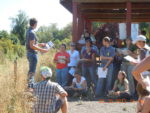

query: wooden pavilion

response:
[60,0,150,42]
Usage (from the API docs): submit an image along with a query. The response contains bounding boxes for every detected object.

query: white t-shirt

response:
[78,34,96,44]
[73,76,86,89]
[67,50,80,67]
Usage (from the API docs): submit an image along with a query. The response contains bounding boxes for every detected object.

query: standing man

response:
[96,36,115,97]
[26,18,48,88]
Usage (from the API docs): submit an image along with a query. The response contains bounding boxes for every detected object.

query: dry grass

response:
[0,49,56,113]
[0,49,137,113]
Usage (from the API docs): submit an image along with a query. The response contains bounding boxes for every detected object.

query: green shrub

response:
[0,38,25,61]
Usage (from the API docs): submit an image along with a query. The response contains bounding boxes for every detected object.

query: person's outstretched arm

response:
[132,56,150,89]
[30,40,48,53]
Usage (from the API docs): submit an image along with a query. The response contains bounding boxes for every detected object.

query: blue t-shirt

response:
[26,27,37,53]
[82,49,96,67]
[100,46,115,68]
[81,45,99,55]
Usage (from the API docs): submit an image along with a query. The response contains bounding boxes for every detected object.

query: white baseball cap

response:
[40,66,52,78]
[133,35,146,44]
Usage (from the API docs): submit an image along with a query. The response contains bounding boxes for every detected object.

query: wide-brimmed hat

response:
[133,35,146,44]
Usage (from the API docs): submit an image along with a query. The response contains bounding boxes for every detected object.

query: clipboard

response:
[46,41,54,49]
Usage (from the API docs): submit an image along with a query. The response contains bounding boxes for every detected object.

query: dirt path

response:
[58,101,137,113]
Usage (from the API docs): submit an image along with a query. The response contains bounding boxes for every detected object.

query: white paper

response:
[46,41,54,49]
[124,56,140,63]
[69,67,75,76]
[117,48,129,55]
[97,67,108,78]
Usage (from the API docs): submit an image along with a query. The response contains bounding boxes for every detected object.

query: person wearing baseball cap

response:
[33,66,68,113]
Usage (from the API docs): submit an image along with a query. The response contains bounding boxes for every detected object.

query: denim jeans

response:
[56,67,68,87]
[82,65,97,88]
[121,62,135,97]
[96,66,113,96]
[27,52,38,74]
[27,52,38,88]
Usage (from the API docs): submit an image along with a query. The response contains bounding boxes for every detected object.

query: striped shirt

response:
[33,80,66,113]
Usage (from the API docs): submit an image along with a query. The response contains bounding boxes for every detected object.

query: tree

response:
[139,22,150,31]
[92,22,105,32]
[61,23,72,39]
[36,23,72,43]
[139,22,150,38]
[10,10,28,45]
[0,30,9,39]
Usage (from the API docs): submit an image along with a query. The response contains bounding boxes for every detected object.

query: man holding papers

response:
[26,18,49,89]
[96,37,115,97]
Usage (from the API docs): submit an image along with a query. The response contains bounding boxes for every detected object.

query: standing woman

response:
[54,44,70,87]
[67,42,80,86]
[81,38,97,88]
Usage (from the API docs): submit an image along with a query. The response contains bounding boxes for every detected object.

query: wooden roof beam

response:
[79,3,150,10]
[132,3,150,9]
[89,18,150,22]
[81,9,126,13]
[79,3,126,10]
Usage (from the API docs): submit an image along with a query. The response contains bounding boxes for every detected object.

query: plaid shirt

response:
[33,80,65,113]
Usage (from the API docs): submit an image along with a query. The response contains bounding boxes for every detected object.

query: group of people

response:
[25,18,150,113]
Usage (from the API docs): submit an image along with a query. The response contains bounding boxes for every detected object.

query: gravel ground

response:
[58,100,137,113]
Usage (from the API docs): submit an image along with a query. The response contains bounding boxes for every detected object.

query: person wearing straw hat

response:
[33,66,68,113]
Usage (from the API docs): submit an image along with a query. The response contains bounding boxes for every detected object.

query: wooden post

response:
[72,2,78,42]
[85,19,92,33]
[78,12,84,41]
[126,1,132,38]
[14,57,17,88]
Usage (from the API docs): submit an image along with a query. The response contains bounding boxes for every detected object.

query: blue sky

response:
[0,0,72,32]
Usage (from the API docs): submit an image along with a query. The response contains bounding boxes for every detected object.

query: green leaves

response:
[36,23,72,48]
[10,10,28,45]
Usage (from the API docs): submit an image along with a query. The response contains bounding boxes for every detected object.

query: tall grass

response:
[0,49,57,113]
